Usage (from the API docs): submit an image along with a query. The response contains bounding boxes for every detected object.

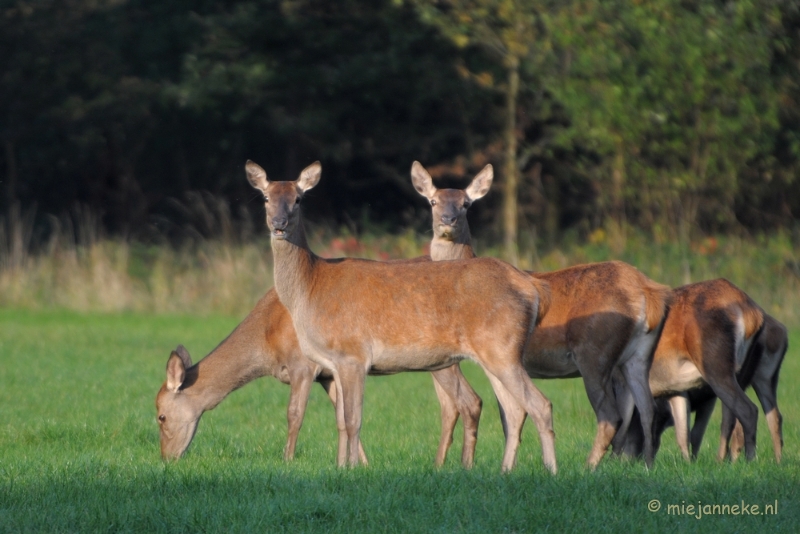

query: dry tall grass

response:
[1,204,798,324]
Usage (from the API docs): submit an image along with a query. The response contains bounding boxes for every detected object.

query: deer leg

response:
[335,359,367,467]
[320,377,368,465]
[482,362,556,475]
[484,373,526,472]
[609,375,638,457]
[688,396,716,460]
[575,372,620,469]
[667,395,691,461]
[752,376,783,463]
[621,355,656,468]
[431,365,482,468]
[708,378,757,462]
[284,369,314,461]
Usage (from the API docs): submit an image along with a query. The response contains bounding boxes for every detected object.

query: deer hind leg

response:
[481,360,556,474]
[321,377,368,465]
[576,369,621,470]
[688,396,716,460]
[708,376,758,462]
[484,373,526,472]
[431,364,482,469]
[752,373,783,462]
[610,372,638,457]
[667,395,691,461]
[284,368,315,461]
[621,354,656,468]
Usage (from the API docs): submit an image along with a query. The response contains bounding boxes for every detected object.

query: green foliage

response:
[1,310,799,531]
[545,0,784,232]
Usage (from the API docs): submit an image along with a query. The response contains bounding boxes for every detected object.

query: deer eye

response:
[430,199,437,206]
[295,196,301,205]
[158,415,166,423]
[463,200,472,209]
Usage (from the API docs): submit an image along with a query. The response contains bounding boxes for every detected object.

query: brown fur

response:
[621,279,767,462]
[411,161,670,469]
[248,160,557,473]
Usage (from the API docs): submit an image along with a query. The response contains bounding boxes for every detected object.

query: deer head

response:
[245,160,321,241]
[410,161,492,242]
[155,345,200,460]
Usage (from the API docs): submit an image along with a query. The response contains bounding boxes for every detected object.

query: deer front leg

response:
[284,368,315,461]
[320,376,368,466]
[336,359,367,467]
[431,364,482,468]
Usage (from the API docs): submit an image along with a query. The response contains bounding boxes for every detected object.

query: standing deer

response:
[621,310,786,462]
[156,287,483,467]
[410,161,671,469]
[613,279,769,462]
[246,160,557,473]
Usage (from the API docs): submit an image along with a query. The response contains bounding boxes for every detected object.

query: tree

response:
[546,0,782,244]
[408,0,548,265]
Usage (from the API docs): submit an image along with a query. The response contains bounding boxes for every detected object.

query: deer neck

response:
[271,223,317,313]
[430,229,476,261]
[184,310,272,411]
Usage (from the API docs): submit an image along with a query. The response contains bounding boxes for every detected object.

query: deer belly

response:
[368,346,463,375]
[649,358,704,397]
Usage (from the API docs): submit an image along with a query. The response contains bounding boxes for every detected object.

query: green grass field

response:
[1,308,798,533]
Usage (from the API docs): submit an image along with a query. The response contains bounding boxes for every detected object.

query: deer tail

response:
[643,278,673,332]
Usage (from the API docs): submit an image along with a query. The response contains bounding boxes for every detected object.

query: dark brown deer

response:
[246,159,557,473]
[613,279,768,462]
[156,289,483,467]
[411,161,671,469]
[625,311,787,462]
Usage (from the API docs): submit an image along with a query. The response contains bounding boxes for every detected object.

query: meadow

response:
[1,306,798,533]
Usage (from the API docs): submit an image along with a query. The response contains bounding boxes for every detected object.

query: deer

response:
[410,161,672,469]
[155,289,356,461]
[618,310,786,463]
[245,159,557,473]
[611,278,771,463]
[155,287,483,467]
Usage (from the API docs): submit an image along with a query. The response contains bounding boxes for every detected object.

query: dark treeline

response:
[2,0,799,251]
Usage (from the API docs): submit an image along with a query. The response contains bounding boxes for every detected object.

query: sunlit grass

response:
[0,310,798,532]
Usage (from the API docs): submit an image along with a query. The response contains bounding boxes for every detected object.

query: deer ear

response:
[465,164,493,201]
[166,349,189,393]
[410,161,437,200]
[245,160,269,193]
[297,162,321,192]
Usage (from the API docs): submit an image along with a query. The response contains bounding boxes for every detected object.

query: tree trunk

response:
[502,56,520,266]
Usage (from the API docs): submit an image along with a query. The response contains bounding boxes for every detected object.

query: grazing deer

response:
[156,287,483,467]
[624,311,787,462]
[411,161,671,469]
[246,160,557,473]
[613,279,768,462]
[155,289,358,461]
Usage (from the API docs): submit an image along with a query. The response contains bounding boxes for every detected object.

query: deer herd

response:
[155,159,788,474]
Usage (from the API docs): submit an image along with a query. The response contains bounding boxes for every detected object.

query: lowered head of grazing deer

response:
[156,345,202,460]
[411,161,492,261]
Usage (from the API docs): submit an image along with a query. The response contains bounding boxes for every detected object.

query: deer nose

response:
[271,217,288,230]
[440,215,457,226]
